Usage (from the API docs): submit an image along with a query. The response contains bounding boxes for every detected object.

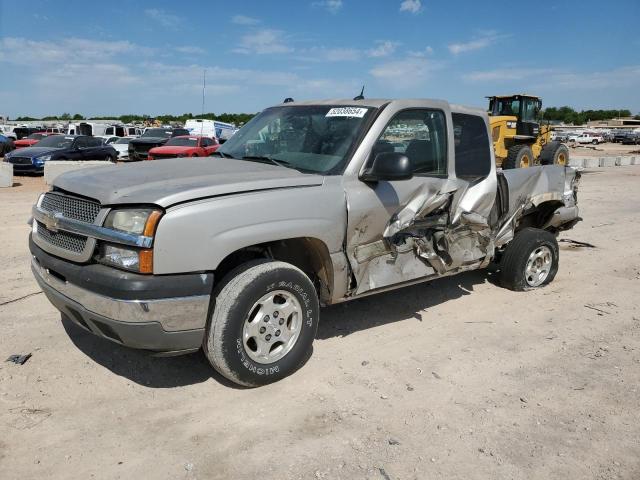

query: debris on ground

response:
[559,239,597,249]
[432,371,442,380]
[361,360,369,366]
[388,438,401,445]
[6,353,32,365]
[378,467,392,480]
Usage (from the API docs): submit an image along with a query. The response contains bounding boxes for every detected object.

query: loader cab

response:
[488,95,541,139]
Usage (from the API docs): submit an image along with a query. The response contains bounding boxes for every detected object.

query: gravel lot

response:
[1,167,639,480]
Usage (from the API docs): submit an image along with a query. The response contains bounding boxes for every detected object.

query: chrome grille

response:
[41,192,101,224]
[36,221,87,253]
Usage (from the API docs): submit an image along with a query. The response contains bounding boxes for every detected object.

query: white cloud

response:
[408,46,434,57]
[400,0,422,14]
[463,65,640,92]
[174,46,206,55]
[367,41,399,58]
[448,31,506,55]
[233,29,293,55]
[0,37,142,65]
[295,46,361,62]
[312,0,343,14]
[370,57,439,88]
[144,9,182,28]
[231,15,260,25]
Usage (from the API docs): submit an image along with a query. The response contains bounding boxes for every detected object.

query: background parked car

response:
[4,135,117,174]
[96,135,120,145]
[147,135,219,160]
[0,134,15,156]
[621,132,640,145]
[613,131,632,143]
[110,136,136,160]
[127,127,190,161]
[14,132,59,149]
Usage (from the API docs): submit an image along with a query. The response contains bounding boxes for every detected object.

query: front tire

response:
[503,145,534,169]
[499,228,559,291]
[204,260,319,387]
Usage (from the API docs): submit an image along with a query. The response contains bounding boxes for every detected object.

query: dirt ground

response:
[1,167,639,480]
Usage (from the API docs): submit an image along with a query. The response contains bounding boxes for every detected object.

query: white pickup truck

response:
[572,133,604,145]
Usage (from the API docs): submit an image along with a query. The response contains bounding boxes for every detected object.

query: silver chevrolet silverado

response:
[29,99,580,386]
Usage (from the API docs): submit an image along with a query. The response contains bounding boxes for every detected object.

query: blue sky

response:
[1,0,639,117]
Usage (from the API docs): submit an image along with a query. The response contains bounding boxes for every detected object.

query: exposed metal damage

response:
[350,165,580,294]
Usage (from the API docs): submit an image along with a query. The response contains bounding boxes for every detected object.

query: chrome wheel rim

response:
[242,290,302,364]
[525,246,553,287]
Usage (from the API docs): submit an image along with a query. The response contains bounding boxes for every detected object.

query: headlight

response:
[36,155,52,162]
[103,208,162,235]
[97,244,153,273]
[506,121,517,129]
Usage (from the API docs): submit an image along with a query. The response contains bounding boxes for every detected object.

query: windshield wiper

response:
[241,155,292,169]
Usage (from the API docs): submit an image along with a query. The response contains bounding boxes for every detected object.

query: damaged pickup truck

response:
[29,99,580,387]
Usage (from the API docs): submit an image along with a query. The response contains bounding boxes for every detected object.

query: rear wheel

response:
[204,260,319,387]
[499,228,559,291]
[503,145,534,169]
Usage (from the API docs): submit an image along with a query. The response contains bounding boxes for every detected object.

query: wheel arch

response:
[516,199,565,233]
[214,237,335,304]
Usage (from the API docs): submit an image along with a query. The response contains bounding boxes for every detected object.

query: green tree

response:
[72,113,84,120]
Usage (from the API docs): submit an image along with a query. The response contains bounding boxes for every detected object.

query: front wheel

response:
[204,260,319,387]
[499,228,559,291]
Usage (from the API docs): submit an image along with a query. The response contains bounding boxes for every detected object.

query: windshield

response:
[115,138,132,144]
[26,133,45,140]
[142,128,171,138]
[166,137,198,147]
[217,105,375,174]
[36,135,74,148]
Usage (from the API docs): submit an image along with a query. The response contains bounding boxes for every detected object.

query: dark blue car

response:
[4,135,117,174]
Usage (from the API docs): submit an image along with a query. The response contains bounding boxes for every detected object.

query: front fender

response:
[152,182,347,275]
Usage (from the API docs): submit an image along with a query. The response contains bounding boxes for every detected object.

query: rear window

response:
[452,113,491,179]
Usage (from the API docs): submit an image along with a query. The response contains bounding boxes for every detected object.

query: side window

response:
[452,113,491,180]
[75,137,89,148]
[201,138,211,147]
[105,127,114,135]
[377,109,447,175]
[89,137,103,147]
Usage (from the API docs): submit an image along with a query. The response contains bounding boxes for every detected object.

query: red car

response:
[14,132,60,149]
[146,135,219,160]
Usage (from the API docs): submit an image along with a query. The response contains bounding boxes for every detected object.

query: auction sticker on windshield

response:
[325,107,368,118]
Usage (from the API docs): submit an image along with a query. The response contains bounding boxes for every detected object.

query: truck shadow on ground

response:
[61,268,494,389]
[317,269,494,340]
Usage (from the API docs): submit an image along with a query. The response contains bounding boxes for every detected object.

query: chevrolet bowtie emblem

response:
[43,212,61,233]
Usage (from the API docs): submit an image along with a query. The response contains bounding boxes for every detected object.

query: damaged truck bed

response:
[30,98,580,386]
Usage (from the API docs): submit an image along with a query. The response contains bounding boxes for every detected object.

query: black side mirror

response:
[361,152,412,182]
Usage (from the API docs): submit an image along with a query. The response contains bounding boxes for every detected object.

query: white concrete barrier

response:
[568,158,585,168]
[583,158,599,168]
[632,157,639,165]
[45,161,115,185]
[0,162,13,188]
[599,157,616,168]
[616,156,632,166]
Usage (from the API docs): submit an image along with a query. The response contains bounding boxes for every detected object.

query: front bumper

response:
[9,162,43,174]
[30,240,213,353]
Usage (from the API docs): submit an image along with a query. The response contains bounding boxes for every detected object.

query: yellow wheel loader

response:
[488,94,569,169]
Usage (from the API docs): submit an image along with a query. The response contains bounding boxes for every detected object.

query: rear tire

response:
[499,228,559,291]
[503,145,534,169]
[204,260,319,387]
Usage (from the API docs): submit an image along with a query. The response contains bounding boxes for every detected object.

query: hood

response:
[53,158,324,207]
[8,146,60,157]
